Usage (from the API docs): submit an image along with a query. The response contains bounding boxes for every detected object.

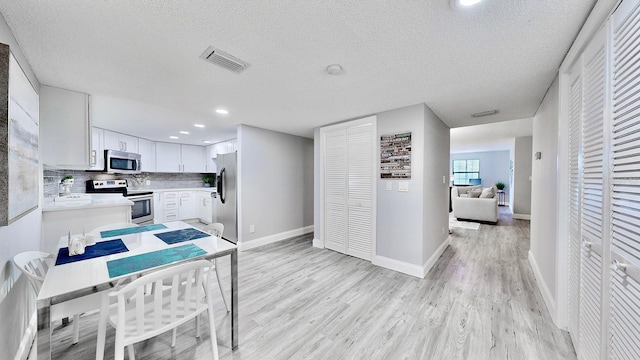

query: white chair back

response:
[206,223,224,238]
[104,260,219,360]
[13,251,52,292]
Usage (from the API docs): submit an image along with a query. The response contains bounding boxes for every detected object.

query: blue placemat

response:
[106,243,206,278]
[55,239,129,266]
[100,223,167,238]
[154,228,210,245]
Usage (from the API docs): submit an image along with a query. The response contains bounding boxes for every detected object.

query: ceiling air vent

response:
[199,46,251,74]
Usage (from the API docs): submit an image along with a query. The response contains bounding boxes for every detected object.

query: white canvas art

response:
[6,52,39,224]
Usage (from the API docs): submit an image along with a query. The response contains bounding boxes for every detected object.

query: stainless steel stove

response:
[86,180,154,224]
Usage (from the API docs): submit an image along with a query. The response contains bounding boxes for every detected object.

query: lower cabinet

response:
[163,191,180,222]
[196,191,214,224]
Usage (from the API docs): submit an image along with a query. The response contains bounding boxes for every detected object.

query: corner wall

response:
[0,12,43,360]
[530,76,560,320]
[238,125,314,249]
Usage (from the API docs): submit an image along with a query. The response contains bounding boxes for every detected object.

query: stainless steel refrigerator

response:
[216,152,237,243]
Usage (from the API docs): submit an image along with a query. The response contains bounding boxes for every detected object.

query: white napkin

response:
[68,236,86,256]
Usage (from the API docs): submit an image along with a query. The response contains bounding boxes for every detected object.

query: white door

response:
[578,25,606,360]
[609,2,640,358]
[322,116,376,261]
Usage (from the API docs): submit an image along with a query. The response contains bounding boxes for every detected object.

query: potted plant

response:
[495,181,505,191]
[62,175,74,185]
[202,175,213,187]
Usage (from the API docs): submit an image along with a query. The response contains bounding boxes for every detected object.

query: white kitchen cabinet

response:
[138,138,156,172]
[89,127,104,171]
[153,192,164,224]
[155,142,206,173]
[196,191,214,224]
[40,86,92,169]
[179,191,196,220]
[155,142,182,173]
[181,145,206,173]
[163,191,180,222]
[206,145,217,172]
[103,129,138,153]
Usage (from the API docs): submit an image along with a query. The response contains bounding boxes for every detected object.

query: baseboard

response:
[528,250,558,326]
[373,256,425,278]
[238,225,314,251]
[372,237,450,278]
[422,238,451,278]
[513,213,531,220]
[312,238,323,248]
[15,310,36,360]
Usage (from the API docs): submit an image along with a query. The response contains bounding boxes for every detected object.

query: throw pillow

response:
[468,190,482,198]
[460,194,469,198]
[480,187,495,198]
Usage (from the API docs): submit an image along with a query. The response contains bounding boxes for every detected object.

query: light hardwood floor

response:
[48,209,575,359]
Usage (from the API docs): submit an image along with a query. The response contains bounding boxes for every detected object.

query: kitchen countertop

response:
[42,193,134,212]
[136,187,216,193]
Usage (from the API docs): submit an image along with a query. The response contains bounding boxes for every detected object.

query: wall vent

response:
[199,46,251,74]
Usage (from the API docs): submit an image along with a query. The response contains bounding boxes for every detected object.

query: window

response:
[452,159,480,185]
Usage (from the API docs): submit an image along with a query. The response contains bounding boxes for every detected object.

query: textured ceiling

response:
[0,0,595,144]
[450,118,533,154]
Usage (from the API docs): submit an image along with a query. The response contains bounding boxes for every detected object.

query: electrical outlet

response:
[146,180,151,185]
[386,181,392,191]
[442,226,445,235]
[249,224,255,233]
[443,176,446,184]
[398,182,409,192]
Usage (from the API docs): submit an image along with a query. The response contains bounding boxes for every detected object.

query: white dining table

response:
[36,221,238,360]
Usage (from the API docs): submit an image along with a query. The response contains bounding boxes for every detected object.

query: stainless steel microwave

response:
[105,149,141,174]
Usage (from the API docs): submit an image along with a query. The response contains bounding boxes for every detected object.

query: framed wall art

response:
[380,132,411,179]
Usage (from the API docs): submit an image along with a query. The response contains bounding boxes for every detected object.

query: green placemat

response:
[106,243,206,278]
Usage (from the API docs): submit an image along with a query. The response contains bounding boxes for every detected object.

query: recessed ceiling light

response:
[450,0,482,9]
[216,108,229,115]
[194,124,205,128]
[180,131,190,135]
[170,136,179,139]
[203,140,212,144]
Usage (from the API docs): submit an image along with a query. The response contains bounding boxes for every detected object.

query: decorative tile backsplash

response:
[43,170,214,198]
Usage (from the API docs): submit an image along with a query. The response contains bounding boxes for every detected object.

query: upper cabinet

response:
[103,129,138,153]
[156,142,205,173]
[40,86,92,168]
[89,127,104,171]
[137,137,156,172]
[206,138,237,173]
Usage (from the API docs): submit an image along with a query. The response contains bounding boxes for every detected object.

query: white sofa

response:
[451,186,498,223]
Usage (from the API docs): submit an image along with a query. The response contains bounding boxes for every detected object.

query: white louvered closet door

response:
[324,128,348,254]
[322,117,376,262]
[610,2,640,358]
[347,124,374,261]
[568,64,583,346]
[579,26,607,360]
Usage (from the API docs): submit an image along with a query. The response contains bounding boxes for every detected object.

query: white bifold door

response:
[321,116,376,261]
[565,0,640,358]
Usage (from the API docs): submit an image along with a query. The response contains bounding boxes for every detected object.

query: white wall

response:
[513,136,533,216]
[530,76,560,313]
[376,104,426,266]
[422,105,450,266]
[238,125,313,248]
[0,12,42,360]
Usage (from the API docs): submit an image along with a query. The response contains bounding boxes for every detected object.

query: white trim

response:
[14,310,36,360]
[372,238,450,278]
[512,213,531,220]
[237,225,313,251]
[422,238,450,277]
[528,250,558,326]
[372,255,425,278]
[312,238,323,249]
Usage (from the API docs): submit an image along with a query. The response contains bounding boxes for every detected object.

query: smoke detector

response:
[326,64,343,75]
[199,46,251,74]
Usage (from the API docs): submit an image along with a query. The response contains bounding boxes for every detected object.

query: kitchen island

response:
[41,194,133,254]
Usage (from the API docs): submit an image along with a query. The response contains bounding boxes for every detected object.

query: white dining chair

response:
[204,222,229,312]
[13,251,103,344]
[96,260,219,360]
